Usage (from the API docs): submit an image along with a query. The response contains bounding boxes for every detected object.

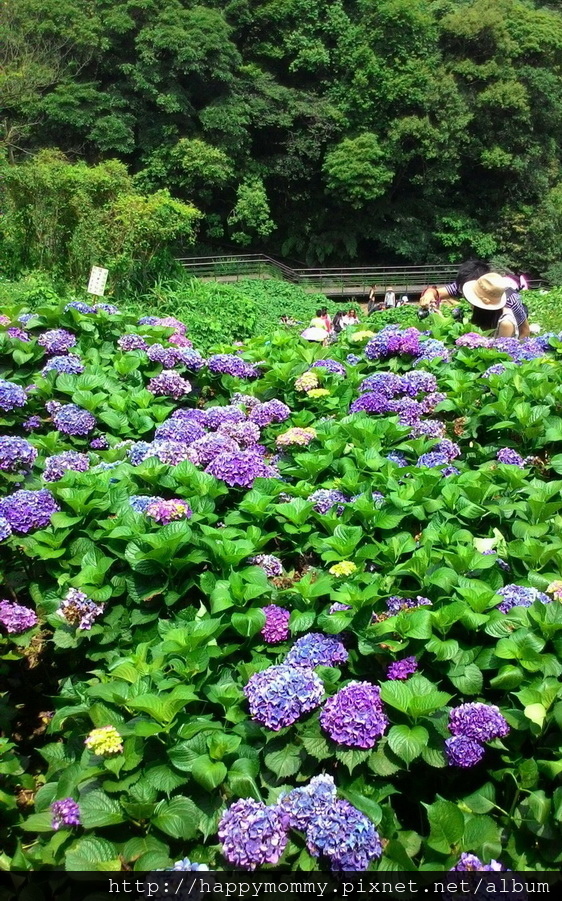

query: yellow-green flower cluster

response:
[84,725,123,756]
[307,388,330,398]
[329,561,357,577]
[276,427,317,447]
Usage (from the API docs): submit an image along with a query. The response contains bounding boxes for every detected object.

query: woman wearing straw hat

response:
[462,272,520,338]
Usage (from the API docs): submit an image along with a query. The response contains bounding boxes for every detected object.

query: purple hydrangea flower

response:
[442,465,460,477]
[320,681,388,749]
[43,451,90,482]
[37,329,76,354]
[53,404,96,436]
[261,604,290,643]
[206,449,276,487]
[169,333,193,347]
[118,334,149,352]
[435,439,461,462]
[445,736,486,768]
[138,316,159,326]
[0,489,60,533]
[481,363,507,378]
[45,400,61,416]
[18,314,32,325]
[0,517,12,541]
[0,315,10,326]
[250,554,283,577]
[309,488,349,514]
[415,338,450,364]
[7,327,30,341]
[350,392,394,415]
[244,664,324,730]
[497,584,550,613]
[385,595,432,616]
[285,632,348,668]
[409,419,446,438]
[311,359,346,376]
[175,348,205,371]
[306,799,383,871]
[386,656,418,681]
[90,436,109,450]
[0,600,38,633]
[206,405,246,430]
[365,326,422,361]
[329,602,352,614]
[59,589,104,630]
[387,451,408,467]
[359,372,403,397]
[50,798,81,830]
[420,391,447,413]
[0,436,37,472]
[249,399,291,427]
[155,418,206,444]
[217,420,261,447]
[449,703,510,741]
[218,799,289,870]
[346,354,361,365]
[127,441,153,466]
[497,448,525,467]
[41,354,85,376]
[23,415,42,432]
[455,333,493,349]
[145,498,193,524]
[171,408,208,426]
[147,370,192,399]
[93,303,119,314]
[64,301,95,314]
[147,343,180,368]
[417,451,449,468]
[279,775,337,831]
[232,392,261,411]
[450,853,505,871]
[207,354,259,379]
[187,434,239,467]
[0,379,28,412]
[400,370,439,396]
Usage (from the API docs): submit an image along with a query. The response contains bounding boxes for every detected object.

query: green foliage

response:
[0,151,201,292]
[2,0,562,266]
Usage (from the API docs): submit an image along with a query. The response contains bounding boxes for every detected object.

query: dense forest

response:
[2,0,562,274]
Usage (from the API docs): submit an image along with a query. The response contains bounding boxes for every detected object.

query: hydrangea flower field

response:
[2,300,562,873]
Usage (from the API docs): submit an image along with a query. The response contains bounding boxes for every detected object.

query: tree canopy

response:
[2,0,562,270]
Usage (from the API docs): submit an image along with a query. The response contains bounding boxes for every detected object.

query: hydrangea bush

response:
[2,300,562,872]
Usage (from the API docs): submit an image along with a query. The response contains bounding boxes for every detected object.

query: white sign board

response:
[87,266,109,297]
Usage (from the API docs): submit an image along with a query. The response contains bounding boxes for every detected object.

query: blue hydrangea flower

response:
[43,451,90,481]
[0,379,28,412]
[0,489,60,533]
[218,799,289,870]
[497,583,550,613]
[52,404,96,436]
[0,436,37,472]
[306,799,383,871]
[42,354,85,376]
[279,775,337,830]
[284,633,348,668]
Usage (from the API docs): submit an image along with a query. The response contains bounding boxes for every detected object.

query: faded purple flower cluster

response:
[279,775,337,831]
[320,681,388,748]
[118,334,149,352]
[0,517,12,541]
[385,595,432,616]
[43,451,90,481]
[309,488,349,514]
[248,399,291,427]
[59,588,105,630]
[250,554,283,577]
[285,632,348,668]
[455,333,493,348]
[261,604,291,643]
[244,664,324,730]
[311,359,346,376]
[0,489,60,533]
[306,799,383,871]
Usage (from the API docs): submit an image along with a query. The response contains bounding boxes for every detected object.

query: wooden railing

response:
[175,254,543,296]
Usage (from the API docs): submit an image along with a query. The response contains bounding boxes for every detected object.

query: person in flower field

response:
[420,259,530,338]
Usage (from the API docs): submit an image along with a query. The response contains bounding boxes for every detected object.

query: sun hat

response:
[300,326,328,342]
[462,273,507,310]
